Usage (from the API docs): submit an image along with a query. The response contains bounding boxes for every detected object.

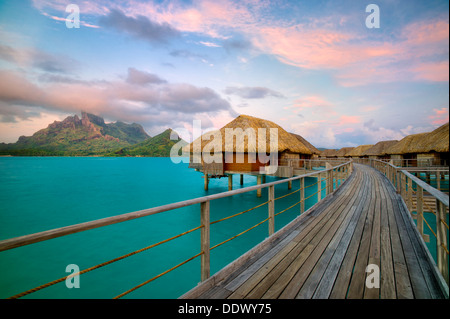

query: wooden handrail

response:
[367,158,449,284]
[401,170,449,207]
[0,161,352,252]
[1,160,354,298]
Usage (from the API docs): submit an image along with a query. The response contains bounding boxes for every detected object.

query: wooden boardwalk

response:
[182,164,448,299]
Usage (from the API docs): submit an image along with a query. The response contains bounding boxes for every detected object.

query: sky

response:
[0,0,448,148]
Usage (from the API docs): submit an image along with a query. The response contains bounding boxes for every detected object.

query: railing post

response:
[300,177,305,214]
[416,185,424,239]
[330,168,334,193]
[407,176,413,213]
[325,170,330,196]
[200,200,210,281]
[401,173,406,199]
[436,171,441,190]
[268,185,275,236]
[337,166,341,187]
[436,200,449,284]
[257,175,262,198]
[317,174,322,202]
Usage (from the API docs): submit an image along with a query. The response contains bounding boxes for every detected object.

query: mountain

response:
[0,112,150,156]
[111,128,188,157]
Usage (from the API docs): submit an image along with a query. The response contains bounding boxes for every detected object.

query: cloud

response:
[222,37,254,52]
[429,107,449,125]
[290,120,338,149]
[337,115,361,126]
[40,11,100,28]
[30,1,449,87]
[0,68,233,131]
[252,17,449,86]
[291,96,333,109]
[0,44,78,74]
[99,9,180,44]
[126,67,167,85]
[169,50,206,60]
[224,86,284,99]
[198,41,221,48]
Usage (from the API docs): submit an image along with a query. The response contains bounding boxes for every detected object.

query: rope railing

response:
[365,158,449,285]
[7,224,203,299]
[0,160,352,299]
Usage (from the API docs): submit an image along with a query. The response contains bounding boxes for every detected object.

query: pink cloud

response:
[337,115,361,126]
[254,26,356,69]
[402,20,449,47]
[412,61,449,82]
[292,95,333,109]
[31,1,449,86]
[0,68,234,131]
[429,107,449,125]
[253,18,448,86]
[41,11,100,28]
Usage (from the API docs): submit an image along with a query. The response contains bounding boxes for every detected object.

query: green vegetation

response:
[110,129,188,157]
[0,113,186,157]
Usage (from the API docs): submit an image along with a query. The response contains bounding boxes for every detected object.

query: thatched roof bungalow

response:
[336,147,355,158]
[362,140,398,160]
[319,149,338,158]
[290,132,320,158]
[346,144,374,159]
[187,115,314,179]
[386,123,449,166]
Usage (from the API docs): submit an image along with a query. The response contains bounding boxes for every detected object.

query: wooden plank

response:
[364,170,382,299]
[378,174,396,299]
[346,170,376,299]
[240,171,360,299]
[280,169,364,298]
[396,194,447,299]
[295,203,359,299]
[389,184,431,298]
[329,166,374,298]
[292,169,365,299]
[312,170,368,298]
[224,230,300,293]
[385,181,414,299]
[275,188,358,299]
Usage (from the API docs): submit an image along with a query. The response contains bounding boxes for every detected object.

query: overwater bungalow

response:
[319,149,338,158]
[187,115,314,191]
[290,133,321,159]
[362,140,398,161]
[336,147,355,158]
[346,144,373,159]
[386,122,449,166]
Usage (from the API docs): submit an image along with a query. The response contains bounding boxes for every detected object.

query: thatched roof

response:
[386,123,449,155]
[385,133,426,155]
[187,115,313,154]
[363,140,398,156]
[290,132,320,154]
[346,144,373,157]
[320,149,338,157]
[336,147,354,157]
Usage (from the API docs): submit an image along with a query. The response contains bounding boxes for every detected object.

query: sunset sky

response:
[0,0,448,148]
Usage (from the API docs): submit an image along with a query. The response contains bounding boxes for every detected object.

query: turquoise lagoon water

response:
[0,157,325,299]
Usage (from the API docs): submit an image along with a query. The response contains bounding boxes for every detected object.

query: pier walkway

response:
[182,164,448,299]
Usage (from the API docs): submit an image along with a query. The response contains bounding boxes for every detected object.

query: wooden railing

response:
[364,158,449,284]
[0,161,353,299]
